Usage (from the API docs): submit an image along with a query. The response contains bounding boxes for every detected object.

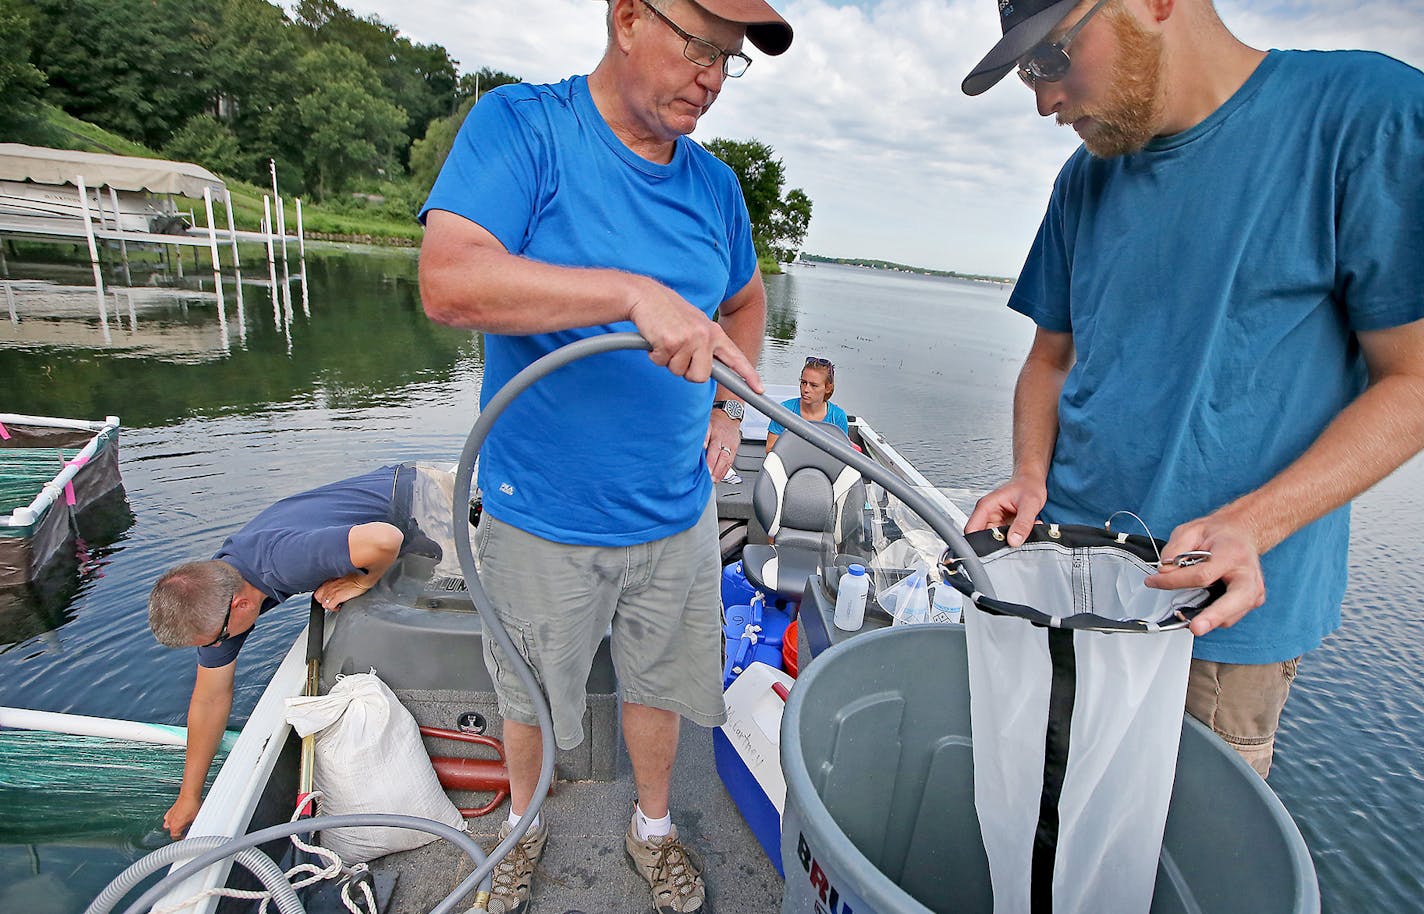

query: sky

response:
[321,0,1424,277]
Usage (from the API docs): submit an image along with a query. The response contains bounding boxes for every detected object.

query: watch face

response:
[717,400,745,420]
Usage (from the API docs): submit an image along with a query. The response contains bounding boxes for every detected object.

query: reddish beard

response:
[1057,8,1165,157]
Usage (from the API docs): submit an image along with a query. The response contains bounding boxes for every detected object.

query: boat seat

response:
[742,426,864,603]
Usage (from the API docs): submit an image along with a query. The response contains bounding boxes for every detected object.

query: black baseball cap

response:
[962,0,1080,96]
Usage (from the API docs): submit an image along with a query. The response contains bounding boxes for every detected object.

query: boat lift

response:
[0,143,304,317]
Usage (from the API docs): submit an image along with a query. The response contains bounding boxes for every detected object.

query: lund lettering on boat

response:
[797,832,854,914]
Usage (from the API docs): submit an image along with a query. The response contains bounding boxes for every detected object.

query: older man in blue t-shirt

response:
[418,1,794,910]
[962,0,1424,777]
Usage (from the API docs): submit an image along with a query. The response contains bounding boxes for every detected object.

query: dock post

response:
[203,187,228,320]
[263,197,280,331]
[295,198,309,317]
[222,188,243,269]
[75,176,108,315]
[276,196,292,314]
[221,188,246,326]
[107,186,132,286]
[296,198,307,260]
[5,282,16,324]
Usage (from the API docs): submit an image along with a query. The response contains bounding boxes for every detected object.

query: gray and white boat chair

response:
[742,425,865,603]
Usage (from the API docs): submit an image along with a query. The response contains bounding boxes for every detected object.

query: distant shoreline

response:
[795,254,1014,285]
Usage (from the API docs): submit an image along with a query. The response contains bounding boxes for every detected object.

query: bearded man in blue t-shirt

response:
[418,1,794,910]
[961,0,1424,778]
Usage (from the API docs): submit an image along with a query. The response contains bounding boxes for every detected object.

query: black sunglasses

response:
[202,602,233,648]
[1017,0,1112,88]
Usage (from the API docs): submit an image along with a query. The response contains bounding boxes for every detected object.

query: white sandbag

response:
[946,525,1219,914]
[285,670,466,863]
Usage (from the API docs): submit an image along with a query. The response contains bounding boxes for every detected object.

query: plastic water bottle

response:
[931,582,963,625]
[834,564,870,631]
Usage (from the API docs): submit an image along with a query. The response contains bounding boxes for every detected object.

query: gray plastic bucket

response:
[779,624,1319,914]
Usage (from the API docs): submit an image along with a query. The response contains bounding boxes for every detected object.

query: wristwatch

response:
[712,399,745,422]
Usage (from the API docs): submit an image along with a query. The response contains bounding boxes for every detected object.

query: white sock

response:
[633,804,671,842]
[507,809,541,831]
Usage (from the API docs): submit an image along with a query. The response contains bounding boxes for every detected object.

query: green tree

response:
[455,67,522,107]
[293,0,459,157]
[767,188,813,262]
[703,138,813,263]
[163,114,244,177]
[409,68,520,193]
[205,0,306,189]
[0,3,47,128]
[23,0,219,149]
[295,44,408,198]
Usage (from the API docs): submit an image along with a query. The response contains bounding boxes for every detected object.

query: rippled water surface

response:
[1,249,1420,912]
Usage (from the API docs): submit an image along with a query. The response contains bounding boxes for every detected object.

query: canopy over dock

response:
[0,144,226,199]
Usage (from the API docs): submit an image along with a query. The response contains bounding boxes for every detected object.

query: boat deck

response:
[365,718,783,914]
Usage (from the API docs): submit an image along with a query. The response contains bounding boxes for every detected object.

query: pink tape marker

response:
[0,422,10,440]
[62,454,90,506]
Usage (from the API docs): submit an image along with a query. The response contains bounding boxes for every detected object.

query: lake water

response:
[2,248,1421,913]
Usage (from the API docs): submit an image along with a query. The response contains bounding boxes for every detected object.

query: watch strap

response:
[712,399,745,421]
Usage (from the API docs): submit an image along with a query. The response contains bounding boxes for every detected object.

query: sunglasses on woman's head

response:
[805,356,834,378]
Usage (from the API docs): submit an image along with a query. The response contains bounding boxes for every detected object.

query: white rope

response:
[151,791,377,914]
[151,885,272,914]
[341,867,378,914]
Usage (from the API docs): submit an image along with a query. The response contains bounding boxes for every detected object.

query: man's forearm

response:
[1011,348,1070,483]
[178,687,232,803]
[421,239,643,334]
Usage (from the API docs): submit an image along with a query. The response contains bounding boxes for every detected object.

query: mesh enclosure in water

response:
[0,732,226,844]
[945,523,1223,914]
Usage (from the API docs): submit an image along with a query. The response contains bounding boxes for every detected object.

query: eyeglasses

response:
[1017,0,1113,88]
[805,356,835,378]
[641,0,752,78]
[202,602,233,648]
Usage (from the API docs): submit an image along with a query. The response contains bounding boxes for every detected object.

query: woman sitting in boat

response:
[765,356,850,451]
[145,464,440,839]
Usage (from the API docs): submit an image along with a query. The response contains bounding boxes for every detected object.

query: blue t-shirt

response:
[767,398,850,437]
[420,76,758,546]
[197,465,402,668]
[1010,50,1424,664]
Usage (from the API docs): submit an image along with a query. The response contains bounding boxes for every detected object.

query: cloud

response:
[320,0,1424,276]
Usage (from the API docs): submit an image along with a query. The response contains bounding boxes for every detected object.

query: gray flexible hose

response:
[116,814,485,914]
[439,331,996,913]
[86,836,301,914]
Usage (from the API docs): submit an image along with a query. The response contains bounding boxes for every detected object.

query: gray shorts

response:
[474,498,727,749]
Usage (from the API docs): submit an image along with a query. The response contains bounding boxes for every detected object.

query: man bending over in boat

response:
[146,463,437,839]
[418,1,793,910]
[960,0,1424,777]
